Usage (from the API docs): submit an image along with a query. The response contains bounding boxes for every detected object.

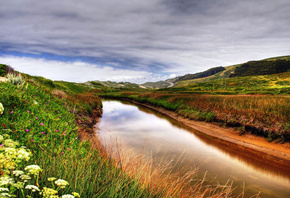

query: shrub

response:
[6,73,25,86]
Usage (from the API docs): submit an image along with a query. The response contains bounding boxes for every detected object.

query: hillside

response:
[172,55,290,88]
[230,60,290,77]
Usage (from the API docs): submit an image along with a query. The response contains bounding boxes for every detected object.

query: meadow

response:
[102,91,289,142]
[0,72,234,197]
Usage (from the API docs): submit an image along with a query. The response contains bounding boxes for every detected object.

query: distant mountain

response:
[230,59,290,77]
[141,81,172,89]
[87,80,142,89]
[171,66,225,83]
[143,55,290,89]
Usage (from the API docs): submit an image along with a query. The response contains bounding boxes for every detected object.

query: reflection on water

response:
[97,100,290,198]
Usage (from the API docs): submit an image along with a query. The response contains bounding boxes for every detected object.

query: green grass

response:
[0,81,159,197]
[172,72,290,95]
[101,91,290,142]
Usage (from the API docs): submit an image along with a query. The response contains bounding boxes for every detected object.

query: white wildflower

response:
[0,177,14,186]
[55,179,69,188]
[24,165,42,175]
[12,170,24,176]
[25,185,40,192]
[17,149,30,161]
[19,174,31,182]
[61,194,74,198]
[0,192,11,197]
[0,188,9,192]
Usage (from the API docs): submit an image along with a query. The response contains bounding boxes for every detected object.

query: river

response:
[97,100,290,197]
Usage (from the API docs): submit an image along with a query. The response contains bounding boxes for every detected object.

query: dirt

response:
[126,99,290,168]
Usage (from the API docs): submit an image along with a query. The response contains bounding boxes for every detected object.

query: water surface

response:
[98,100,290,197]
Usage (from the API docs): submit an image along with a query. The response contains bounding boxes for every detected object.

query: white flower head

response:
[0,192,11,197]
[0,188,9,192]
[61,195,74,198]
[25,185,40,192]
[12,170,24,177]
[55,179,69,188]
[0,177,14,186]
[25,165,42,175]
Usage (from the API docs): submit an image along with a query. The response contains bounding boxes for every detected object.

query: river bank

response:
[105,97,290,168]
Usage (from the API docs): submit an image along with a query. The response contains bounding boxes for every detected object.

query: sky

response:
[0,0,290,83]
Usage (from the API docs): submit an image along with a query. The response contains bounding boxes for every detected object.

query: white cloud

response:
[0,0,289,80]
[0,56,174,83]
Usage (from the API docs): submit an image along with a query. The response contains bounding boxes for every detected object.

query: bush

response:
[6,73,25,86]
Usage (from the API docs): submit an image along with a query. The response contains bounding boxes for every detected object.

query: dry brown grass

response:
[97,140,234,198]
[52,89,67,99]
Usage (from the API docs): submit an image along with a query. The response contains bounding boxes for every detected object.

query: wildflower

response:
[60,152,64,154]
[10,111,13,114]
[72,192,80,197]
[12,170,24,176]
[47,177,57,182]
[35,117,38,120]
[25,185,40,192]
[19,174,31,182]
[0,177,14,186]
[31,140,34,142]
[33,100,38,105]
[40,123,43,126]
[63,133,66,136]
[24,165,42,175]
[41,132,44,134]
[25,129,29,132]
[61,194,74,198]
[0,193,11,197]
[55,179,69,188]
[56,130,59,132]
[17,149,30,161]
[75,137,77,140]
[4,139,19,148]
[0,103,4,115]
[40,187,58,197]
[0,188,9,192]
[27,111,30,113]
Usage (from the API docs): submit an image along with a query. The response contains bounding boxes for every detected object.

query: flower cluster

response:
[24,165,42,175]
[55,179,69,189]
[0,134,30,173]
[0,102,4,115]
[0,134,80,197]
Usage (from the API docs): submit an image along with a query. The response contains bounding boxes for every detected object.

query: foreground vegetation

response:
[0,73,160,197]
[1,69,233,197]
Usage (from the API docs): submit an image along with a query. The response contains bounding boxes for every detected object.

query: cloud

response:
[0,55,174,83]
[0,0,290,82]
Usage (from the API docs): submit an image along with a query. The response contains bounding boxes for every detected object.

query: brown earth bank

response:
[104,98,290,170]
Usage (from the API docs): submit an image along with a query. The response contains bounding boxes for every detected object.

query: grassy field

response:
[102,91,290,142]
[173,72,290,95]
[0,72,233,197]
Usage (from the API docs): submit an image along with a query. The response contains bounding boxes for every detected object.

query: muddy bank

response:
[106,98,290,168]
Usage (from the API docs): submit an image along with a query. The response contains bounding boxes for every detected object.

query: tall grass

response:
[0,81,156,197]
[1,79,234,197]
[103,92,290,142]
